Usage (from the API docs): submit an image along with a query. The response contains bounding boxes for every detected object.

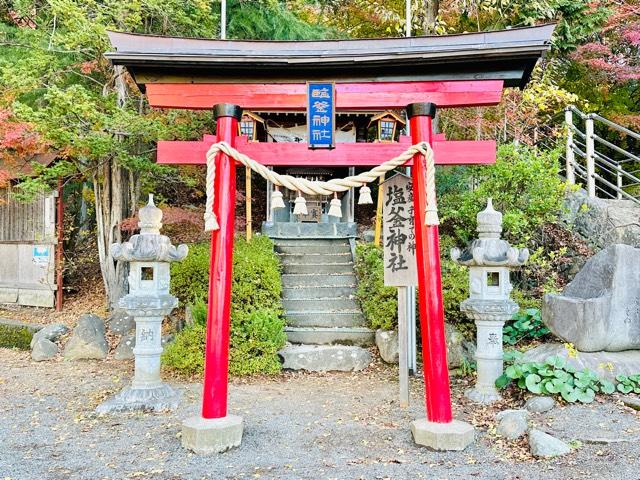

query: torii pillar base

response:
[182,415,243,454]
[411,419,475,451]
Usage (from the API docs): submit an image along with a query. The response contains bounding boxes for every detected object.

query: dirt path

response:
[1,348,639,480]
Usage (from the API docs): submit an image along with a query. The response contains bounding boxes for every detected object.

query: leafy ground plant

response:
[503,308,550,345]
[496,355,616,403]
[616,375,640,394]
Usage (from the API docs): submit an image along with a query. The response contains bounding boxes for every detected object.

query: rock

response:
[63,314,108,360]
[375,329,399,364]
[113,333,135,360]
[543,244,640,352]
[528,429,571,458]
[279,344,371,372]
[622,396,640,411]
[525,396,556,413]
[30,323,69,349]
[107,310,135,336]
[185,305,195,327]
[496,409,529,440]
[362,229,375,243]
[563,190,640,249]
[522,343,640,382]
[31,337,58,361]
[445,322,468,368]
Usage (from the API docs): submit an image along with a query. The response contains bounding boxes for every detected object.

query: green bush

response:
[439,144,566,245]
[354,243,397,331]
[164,235,285,376]
[354,239,472,334]
[503,308,550,345]
[0,323,34,350]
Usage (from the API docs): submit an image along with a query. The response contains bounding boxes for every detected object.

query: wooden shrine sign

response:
[383,173,418,287]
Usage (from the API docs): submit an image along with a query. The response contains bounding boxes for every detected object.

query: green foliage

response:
[496,355,616,403]
[503,308,550,346]
[440,144,566,245]
[615,375,640,395]
[164,235,285,376]
[354,243,397,331]
[0,323,34,350]
[439,235,470,328]
[170,243,210,304]
[161,323,206,375]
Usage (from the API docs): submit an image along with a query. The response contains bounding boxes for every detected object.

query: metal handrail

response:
[565,106,640,204]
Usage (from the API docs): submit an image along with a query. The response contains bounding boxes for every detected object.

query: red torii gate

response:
[106,24,553,452]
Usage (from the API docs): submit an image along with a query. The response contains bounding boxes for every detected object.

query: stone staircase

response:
[274,237,374,371]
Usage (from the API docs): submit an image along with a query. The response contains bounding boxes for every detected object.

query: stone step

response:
[283,297,360,312]
[273,238,350,247]
[283,263,353,275]
[282,286,356,300]
[285,326,374,346]
[285,311,366,328]
[275,244,352,255]
[278,344,372,371]
[281,273,357,288]
[278,253,353,265]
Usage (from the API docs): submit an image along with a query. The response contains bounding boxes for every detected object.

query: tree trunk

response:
[421,0,440,34]
[94,65,138,309]
[94,160,131,308]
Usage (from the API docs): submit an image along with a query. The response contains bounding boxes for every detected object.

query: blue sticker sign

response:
[307,82,335,149]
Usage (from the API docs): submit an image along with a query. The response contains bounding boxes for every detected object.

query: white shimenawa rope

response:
[204,141,438,232]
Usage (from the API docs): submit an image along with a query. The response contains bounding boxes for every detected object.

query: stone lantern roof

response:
[111,195,188,262]
[450,199,529,267]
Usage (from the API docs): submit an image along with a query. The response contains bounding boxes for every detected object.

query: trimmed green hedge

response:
[0,323,34,350]
[164,235,286,376]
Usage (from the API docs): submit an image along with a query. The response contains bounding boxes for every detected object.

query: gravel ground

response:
[1,348,640,480]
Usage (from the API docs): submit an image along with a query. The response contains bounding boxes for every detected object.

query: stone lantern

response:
[97,195,188,413]
[451,199,528,403]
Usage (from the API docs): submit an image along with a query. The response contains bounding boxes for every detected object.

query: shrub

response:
[0,323,34,350]
[354,243,397,331]
[163,235,285,376]
[439,144,566,245]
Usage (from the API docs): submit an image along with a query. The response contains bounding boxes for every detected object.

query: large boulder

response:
[31,338,58,362]
[30,323,69,349]
[563,189,640,249]
[107,310,135,336]
[63,314,108,360]
[543,244,640,352]
[375,330,399,364]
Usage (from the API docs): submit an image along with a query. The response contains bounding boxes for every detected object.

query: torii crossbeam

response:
[106,23,554,454]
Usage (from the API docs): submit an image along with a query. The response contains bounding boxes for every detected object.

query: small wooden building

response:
[0,154,59,308]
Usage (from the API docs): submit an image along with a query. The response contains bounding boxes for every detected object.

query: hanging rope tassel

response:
[328,193,342,218]
[271,187,285,210]
[424,146,440,226]
[358,184,373,205]
[204,148,219,232]
[293,193,307,216]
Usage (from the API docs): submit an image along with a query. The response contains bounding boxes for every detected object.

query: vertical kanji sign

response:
[307,82,335,149]
[383,173,417,287]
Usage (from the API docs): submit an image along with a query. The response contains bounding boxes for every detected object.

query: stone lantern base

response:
[465,386,501,404]
[96,383,180,414]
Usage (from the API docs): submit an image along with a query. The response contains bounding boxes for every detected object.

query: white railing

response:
[565,106,640,204]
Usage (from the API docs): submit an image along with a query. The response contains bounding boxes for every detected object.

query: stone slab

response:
[181,415,243,454]
[18,289,55,308]
[521,343,640,381]
[0,288,18,304]
[279,344,371,371]
[411,419,475,451]
[284,326,374,346]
